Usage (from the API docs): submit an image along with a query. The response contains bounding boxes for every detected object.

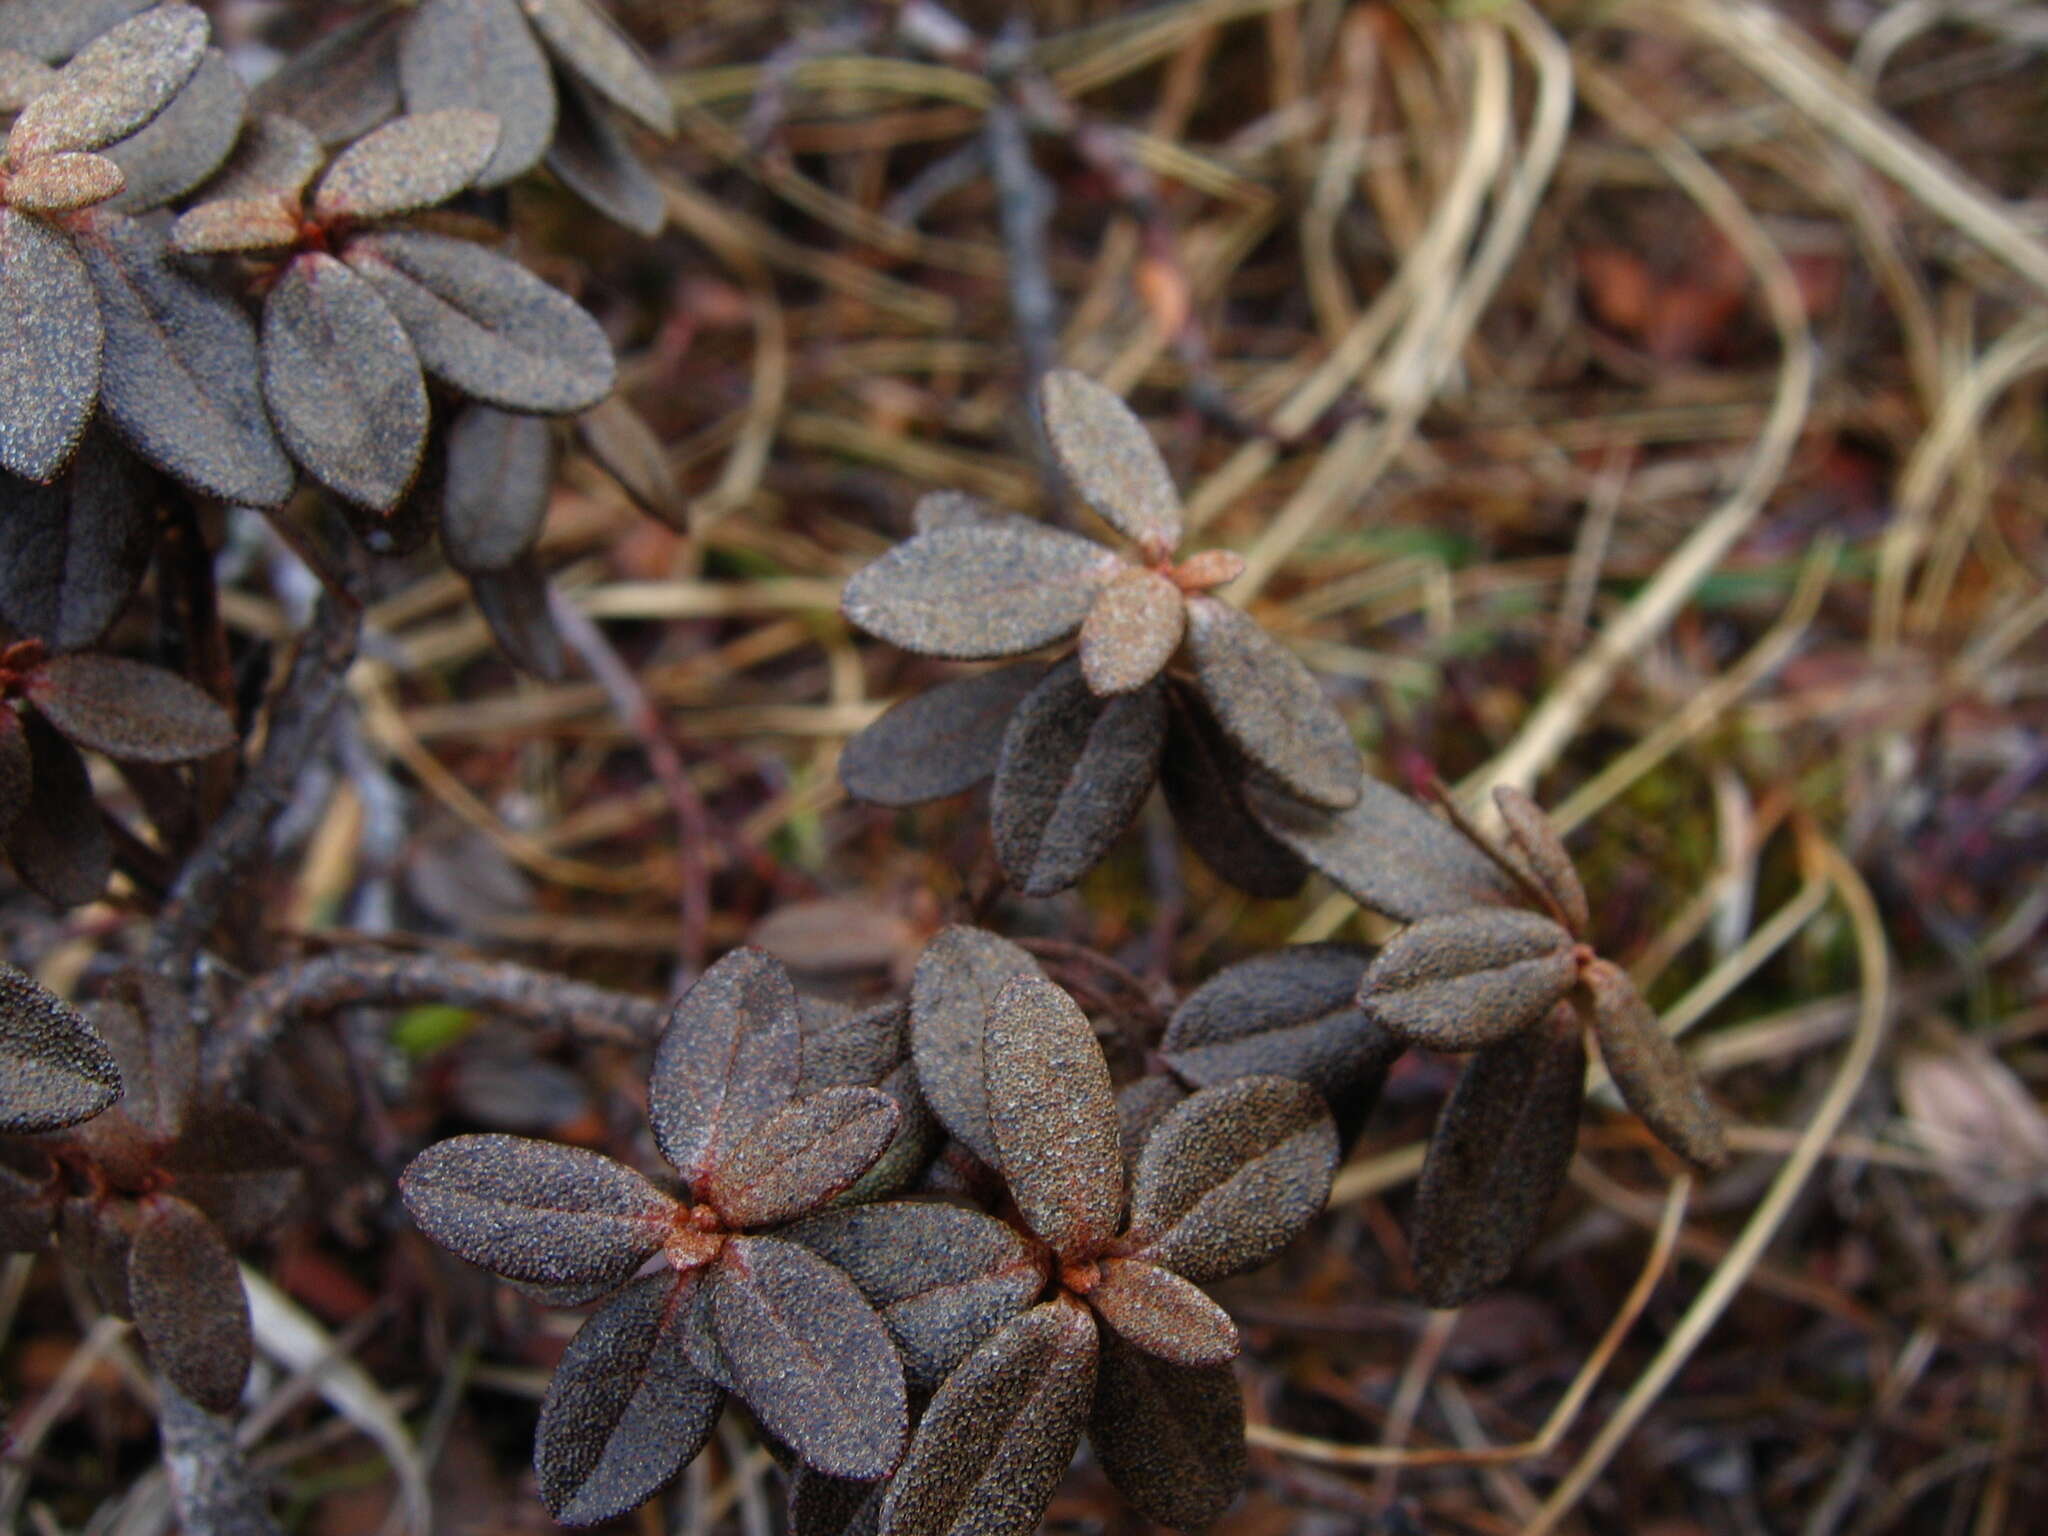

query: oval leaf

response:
[703,1086,900,1230]
[546,62,664,235]
[783,1201,1043,1392]
[1185,595,1360,811]
[985,973,1123,1261]
[0,207,101,482]
[247,10,401,148]
[440,401,552,574]
[1579,958,1726,1170]
[649,946,803,1188]
[25,652,234,762]
[1126,1076,1337,1284]
[1086,1332,1245,1531]
[168,194,303,257]
[0,707,26,830]
[101,47,244,213]
[468,555,567,679]
[345,228,614,412]
[1411,1022,1585,1307]
[0,435,154,650]
[838,662,1044,808]
[908,925,1041,1166]
[0,47,56,111]
[0,712,108,905]
[1162,944,1391,1103]
[398,1133,679,1300]
[1493,785,1590,936]
[1085,1258,1236,1366]
[877,1298,1098,1536]
[535,1270,725,1525]
[159,1105,301,1246]
[0,961,121,1133]
[1078,565,1183,696]
[399,0,555,187]
[573,393,681,528]
[262,251,428,512]
[1038,370,1181,552]
[5,4,207,159]
[311,107,499,222]
[841,522,1116,661]
[990,659,1165,896]
[196,111,325,203]
[522,0,673,136]
[0,1,152,65]
[699,1234,908,1480]
[1157,682,1307,899]
[1248,774,1525,923]
[1357,908,1580,1052]
[5,149,122,212]
[128,1192,250,1414]
[75,212,295,507]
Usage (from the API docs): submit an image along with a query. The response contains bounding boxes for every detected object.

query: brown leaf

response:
[990,659,1165,896]
[698,1234,908,1479]
[0,46,55,111]
[467,555,567,679]
[1411,1022,1585,1307]
[1493,786,1589,935]
[783,1200,1043,1391]
[5,4,207,160]
[1185,595,1360,811]
[1898,1033,2048,1210]
[1158,681,1308,899]
[398,1133,678,1301]
[160,1105,302,1246]
[4,149,123,212]
[841,522,1116,661]
[521,0,673,136]
[248,10,401,148]
[1162,944,1391,1108]
[311,107,499,223]
[877,1298,1098,1536]
[1578,959,1725,1170]
[546,62,664,236]
[0,960,121,1133]
[574,393,682,529]
[1086,1258,1236,1366]
[534,1269,725,1525]
[195,112,324,203]
[1124,1076,1336,1283]
[649,946,803,1188]
[440,402,552,574]
[1087,1332,1245,1531]
[703,1086,900,1229]
[838,662,1044,808]
[88,972,195,1141]
[1078,565,1183,696]
[25,652,234,762]
[1358,908,1580,1051]
[261,252,427,512]
[0,712,108,905]
[345,229,615,413]
[75,212,296,507]
[0,707,26,831]
[1038,369,1181,552]
[791,1470,885,1536]
[167,195,302,257]
[754,903,917,978]
[399,0,555,187]
[0,2,151,65]
[1247,775,1525,923]
[985,973,1123,1261]
[101,48,243,213]
[0,207,102,483]
[907,925,1041,1166]
[0,432,154,649]
[128,1193,251,1413]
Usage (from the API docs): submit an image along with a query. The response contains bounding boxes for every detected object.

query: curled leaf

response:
[1087,1331,1245,1531]
[704,1087,900,1230]
[784,1200,1043,1391]
[1358,908,1580,1052]
[1493,785,1589,935]
[1578,959,1725,1170]
[649,947,802,1187]
[985,973,1123,1261]
[838,662,1044,808]
[440,401,552,574]
[522,0,673,136]
[128,1193,250,1414]
[1086,1258,1236,1366]
[1125,1077,1336,1284]
[0,961,121,1133]
[574,394,682,529]
[908,925,1041,1165]
[990,659,1165,897]
[535,1270,724,1526]
[1185,595,1360,811]
[1411,1021,1585,1307]
[398,1133,678,1301]
[1158,682,1307,899]
[877,1298,1098,1536]
[1038,369,1181,551]
[699,1234,908,1480]
[0,207,101,482]
[311,107,499,223]
[1078,565,1183,696]
[25,652,234,762]
[841,522,1116,661]
[5,4,207,160]
[399,0,555,187]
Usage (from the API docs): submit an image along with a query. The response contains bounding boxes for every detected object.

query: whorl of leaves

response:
[1356,907,1580,1051]
[841,521,1114,661]
[0,961,121,1133]
[837,662,1044,808]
